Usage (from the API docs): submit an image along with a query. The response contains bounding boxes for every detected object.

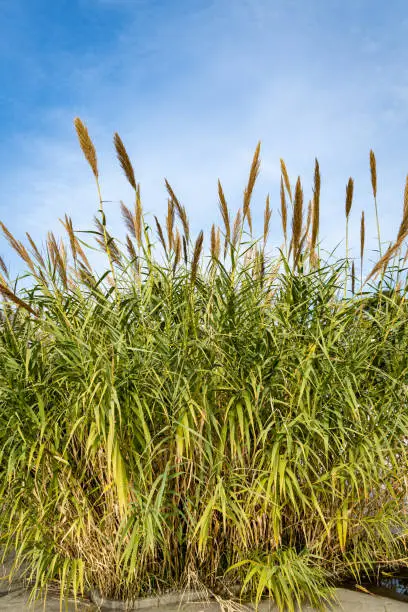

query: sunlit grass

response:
[0,119,407,611]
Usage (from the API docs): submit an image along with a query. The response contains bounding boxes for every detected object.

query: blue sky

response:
[1,0,408,274]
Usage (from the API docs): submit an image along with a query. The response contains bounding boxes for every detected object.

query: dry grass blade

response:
[263,195,272,244]
[291,177,303,266]
[345,178,354,218]
[243,141,261,233]
[280,159,292,202]
[191,230,203,283]
[114,133,136,190]
[0,282,38,316]
[74,117,98,179]
[370,150,377,198]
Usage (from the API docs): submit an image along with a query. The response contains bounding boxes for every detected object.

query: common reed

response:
[291,176,303,267]
[243,142,261,234]
[370,149,381,256]
[0,123,407,612]
[310,159,320,260]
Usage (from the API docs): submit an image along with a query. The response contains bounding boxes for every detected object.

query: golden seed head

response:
[191,230,204,283]
[280,177,287,243]
[280,159,292,203]
[345,178,354,218]
[74,117,98,179]
[166,199,175,250]
[232,208,242,248]
[360,211,365,262]
[291,176,303,264]
[263,194,272,244]
[120,201,136,239]
[154,216,167,256]
[370,149,377,198]
[243,141,261,234]
[114,133,136,190]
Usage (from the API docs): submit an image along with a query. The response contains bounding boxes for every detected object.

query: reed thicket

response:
[0,119,408,611]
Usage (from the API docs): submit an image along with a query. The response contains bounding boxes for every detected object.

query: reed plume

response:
[310,159,320,257]
[26,233,45,269]
[191,230,203,284]
[243,142,261,234]
[125,235,137,262]
[232,209,242,249]
[61,215,77,264]
[0,222,35,272]
[165,180,189,242]
[0,282,38,316]
[370,149,382,256]
[345,178,354,219]
[280,159,292,203]
[344,177,354,296]
[211,224,220,259]
[263,195,272,244]
[370,149,377,199]
[74,118,98,179]
[174,229,182,269]
[121,201,136,239]
[280,178,288,249]
[291,177,303,267]
[218,180,230,256]
[182,236,188,265]
[154,216,167,256]
[114,133,136,190]
[0,256,8,278]
[166,199,175,250]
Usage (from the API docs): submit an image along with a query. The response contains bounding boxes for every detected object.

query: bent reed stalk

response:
[0,120,407,612]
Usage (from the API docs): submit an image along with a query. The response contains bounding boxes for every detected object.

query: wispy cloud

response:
[1,0,408,275]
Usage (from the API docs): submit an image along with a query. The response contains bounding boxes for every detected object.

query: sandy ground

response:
[0,587,408,611]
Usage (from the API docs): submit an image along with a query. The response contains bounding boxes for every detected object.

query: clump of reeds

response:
[0,120,407,612]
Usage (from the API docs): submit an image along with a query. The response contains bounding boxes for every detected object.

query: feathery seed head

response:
[345,178,354,218]
[74,117,98,179]
[114,133,136,190]
[370,149,377,198]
